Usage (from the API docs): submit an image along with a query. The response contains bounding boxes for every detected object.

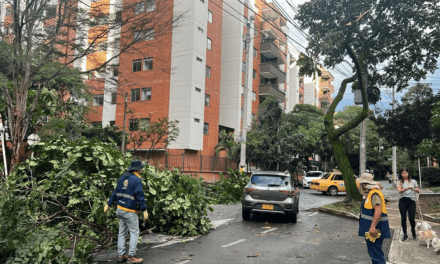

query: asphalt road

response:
[92,182,393,264]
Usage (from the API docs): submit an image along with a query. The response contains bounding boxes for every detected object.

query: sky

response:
[277,0,440,112]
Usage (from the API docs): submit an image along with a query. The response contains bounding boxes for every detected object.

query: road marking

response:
[150,236,200,248]
[178,261,191,264]
[261,228,278,234]
[210,218,234,229]
[221,239,246,248]
[309,212,319,217]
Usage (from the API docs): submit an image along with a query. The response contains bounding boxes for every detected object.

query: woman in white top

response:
[396,168,420,241]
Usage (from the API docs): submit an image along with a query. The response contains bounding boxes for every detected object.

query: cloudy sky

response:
[277,0,440,112]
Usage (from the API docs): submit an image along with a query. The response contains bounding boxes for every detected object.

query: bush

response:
[1,137,214,262]
[208,169,250,204]
[421,166,440,186]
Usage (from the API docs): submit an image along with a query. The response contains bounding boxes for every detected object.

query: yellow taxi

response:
[310,172,359,196]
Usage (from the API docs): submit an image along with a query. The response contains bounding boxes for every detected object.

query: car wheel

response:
[328,186,338,196]
[242,209,251,221]
[288,211,297,223]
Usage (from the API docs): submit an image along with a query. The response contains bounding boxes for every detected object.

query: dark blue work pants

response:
[365,237,385,264]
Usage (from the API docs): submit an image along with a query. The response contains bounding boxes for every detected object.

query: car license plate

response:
[262,204,273,210]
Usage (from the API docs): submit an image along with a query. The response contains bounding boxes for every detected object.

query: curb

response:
[318,207,359,220]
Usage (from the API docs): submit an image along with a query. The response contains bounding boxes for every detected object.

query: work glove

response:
[143,211,148,220]
[104,204,109,213]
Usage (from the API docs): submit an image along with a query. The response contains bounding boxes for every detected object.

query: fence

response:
[147,153,239,173]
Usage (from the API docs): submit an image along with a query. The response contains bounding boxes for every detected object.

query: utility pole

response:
[359,118,367,175]
[239,15,254,172]
[121,92,128,154]
[392,86,397,186]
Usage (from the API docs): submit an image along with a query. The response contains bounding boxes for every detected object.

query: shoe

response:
[117,255,128,263]
[412,229,417,239]
[127,256,143,264]
[402,234,408,241]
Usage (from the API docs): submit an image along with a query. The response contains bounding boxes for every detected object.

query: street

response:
[92,182,393,264]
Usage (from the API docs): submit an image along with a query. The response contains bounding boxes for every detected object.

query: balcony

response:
[260,41,285,63]
[321,70,334,80]
[260,63,286,83]
[320,94,332,103]
[320,80,334,93]
[261,7,279,20]
[259,84,285,102]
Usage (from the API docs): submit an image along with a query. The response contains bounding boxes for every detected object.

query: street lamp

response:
[353,89,366,175]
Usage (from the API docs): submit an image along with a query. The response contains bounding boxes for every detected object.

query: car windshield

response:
[306,172,322,177]
[251,175,288,187]
[322,173,332,179]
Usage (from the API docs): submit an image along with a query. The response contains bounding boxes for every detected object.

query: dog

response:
[417,230,437,248]
[432,238,440,253]
[415,221,432,232]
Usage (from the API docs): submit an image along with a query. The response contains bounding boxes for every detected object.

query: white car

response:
[302,171,324,188]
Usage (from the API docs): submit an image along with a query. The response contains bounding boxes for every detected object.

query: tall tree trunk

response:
[329,136,361,201]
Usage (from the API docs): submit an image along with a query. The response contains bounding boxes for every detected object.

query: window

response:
[112,65,119,76]
[109,121,116,126]
[92,122,102,127]
[205,66,211,78]
[93,94,104,106]
[253,69,256,79]
[197,57,202,62]
[111,92,117,104]
[299,94,303,102]
[203,123,209,135]
[242,62,246,72]
[129,119,139,131]
[253,91,256,101]
[198,27,204,33]
[6,7,11,16]
[194,118,200,123]
[115,10,122,24]
[253,47,257,58]
[137,0,155,13]
[134,28,154,41]
[143,57,153,70]
[131,88,140,101]
[132,59,141,72]
[139,118,150,129]
[195,87,201,92]
[141,87,151,100]
[135,2,144,15]
[205,94,210,107]
[243,40,246,50]
[208,10,213,23]
[146,0,156,12]
[145,28,154,40]
[207,38,212,50]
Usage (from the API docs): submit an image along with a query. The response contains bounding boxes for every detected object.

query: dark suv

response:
[241,170,300,223]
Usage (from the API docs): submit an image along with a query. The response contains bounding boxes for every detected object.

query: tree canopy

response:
[296,0,440,200]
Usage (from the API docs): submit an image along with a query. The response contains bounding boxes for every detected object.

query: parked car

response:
[241,170,300,223]
[302,171,324,188]
[310,172,359,196]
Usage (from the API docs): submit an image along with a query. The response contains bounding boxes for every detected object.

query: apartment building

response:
[0,0,290,161]
[81,0,290,157]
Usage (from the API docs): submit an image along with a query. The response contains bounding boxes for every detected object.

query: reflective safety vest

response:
[358,189,391,238]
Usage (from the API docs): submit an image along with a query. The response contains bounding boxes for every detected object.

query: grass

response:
[428,187,440,193]
[322,200,362,215]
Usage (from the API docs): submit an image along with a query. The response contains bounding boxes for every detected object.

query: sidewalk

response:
[386,188,440,264]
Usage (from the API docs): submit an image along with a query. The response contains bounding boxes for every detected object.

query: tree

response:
[0,0,183,168]
[214,130,240,162]
[127,116,179,160]
[246,96,329,172]
[296,0,440,200]
[336,105,391,178]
